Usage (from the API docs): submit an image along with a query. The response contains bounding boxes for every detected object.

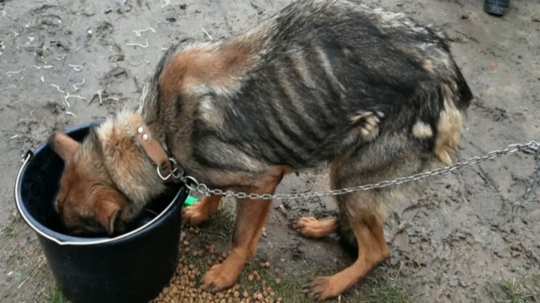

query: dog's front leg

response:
[200,173,282,293]
[200,197,272,292]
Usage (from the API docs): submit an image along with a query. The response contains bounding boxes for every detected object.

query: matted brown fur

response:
[48,0,473,301]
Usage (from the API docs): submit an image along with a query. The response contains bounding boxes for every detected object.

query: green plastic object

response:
[184,195,199,206]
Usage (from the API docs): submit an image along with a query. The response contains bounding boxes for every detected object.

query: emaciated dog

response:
[48,0,473,300]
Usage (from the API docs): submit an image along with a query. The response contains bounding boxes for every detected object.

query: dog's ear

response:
[94,198,122,236]
[48,132,80,162]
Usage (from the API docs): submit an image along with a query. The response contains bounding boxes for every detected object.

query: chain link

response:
[181,141,540,200]
[512,144,540,212]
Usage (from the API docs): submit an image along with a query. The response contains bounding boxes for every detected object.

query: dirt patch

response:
[1,0,540,302]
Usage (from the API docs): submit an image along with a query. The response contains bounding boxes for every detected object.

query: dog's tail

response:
[335,213,359,259]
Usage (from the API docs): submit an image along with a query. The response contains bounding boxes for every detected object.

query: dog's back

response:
[149,0,473,182]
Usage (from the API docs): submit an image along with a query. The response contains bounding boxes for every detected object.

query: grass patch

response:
[49,288,68,303]
[204,198,236,240]
[1,213,22,238]
[490,273,540,303]
[361,275,414,303]
[2,224,16,237]
[236,261,321,303]
[238,263,414,303]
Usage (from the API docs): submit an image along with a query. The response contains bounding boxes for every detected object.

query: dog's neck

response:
[129,113,176,180]
[94,111,171,215]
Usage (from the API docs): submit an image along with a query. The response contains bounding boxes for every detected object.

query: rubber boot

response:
[484,0,510,16]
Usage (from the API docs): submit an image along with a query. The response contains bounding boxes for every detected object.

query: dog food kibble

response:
[151,225,285,303]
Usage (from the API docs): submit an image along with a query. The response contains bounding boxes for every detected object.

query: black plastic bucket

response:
[14,122,186,303]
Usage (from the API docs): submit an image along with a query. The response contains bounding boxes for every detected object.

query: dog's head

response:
[48,131,129,236]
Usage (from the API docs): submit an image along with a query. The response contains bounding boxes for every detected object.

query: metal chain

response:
[180,141,540,200]
[512,145,540,212]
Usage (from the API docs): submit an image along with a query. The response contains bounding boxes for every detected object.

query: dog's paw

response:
[182,203,211,225]
[293,217,336,238]
[199,264,236,293]
[303,276,342,301]
[294,217,318,237]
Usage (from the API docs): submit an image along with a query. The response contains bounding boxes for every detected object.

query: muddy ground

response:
[1,0,539,302]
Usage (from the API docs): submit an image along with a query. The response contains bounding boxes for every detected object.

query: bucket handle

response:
[21,150,34,164]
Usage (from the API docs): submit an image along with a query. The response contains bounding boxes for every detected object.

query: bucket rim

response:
[14,122,185,246]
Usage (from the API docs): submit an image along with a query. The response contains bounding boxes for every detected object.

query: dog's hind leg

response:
[304,192,390,301]
[305,136,430,300]
[294,217,338,238]
[182,194,223,225]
